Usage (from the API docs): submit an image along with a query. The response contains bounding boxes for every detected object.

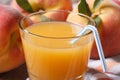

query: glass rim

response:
[18,10,96,39]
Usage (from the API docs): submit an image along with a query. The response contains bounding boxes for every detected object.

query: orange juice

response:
[21,22,93,80]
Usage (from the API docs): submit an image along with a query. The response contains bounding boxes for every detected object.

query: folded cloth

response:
[85,68,120,80]
[85,68,112,80]
[87,54,120,80]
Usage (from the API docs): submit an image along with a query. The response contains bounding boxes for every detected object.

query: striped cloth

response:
[86,54,120,80]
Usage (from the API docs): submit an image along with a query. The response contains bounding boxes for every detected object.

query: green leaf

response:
[78,0,92,16]
[16,0,33,13]
[93,0,102,9]
[93,16,101,27]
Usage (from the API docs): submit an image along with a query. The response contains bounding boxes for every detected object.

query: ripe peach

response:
[0,5,24,73]
[11,0,73,22]
[85,0,120,58]
[68,0,120,59]
[11,0,72,15]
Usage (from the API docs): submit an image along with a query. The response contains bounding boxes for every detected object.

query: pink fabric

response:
[87,54,120,80]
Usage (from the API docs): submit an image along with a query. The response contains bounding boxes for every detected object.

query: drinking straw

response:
[71,25,107,72]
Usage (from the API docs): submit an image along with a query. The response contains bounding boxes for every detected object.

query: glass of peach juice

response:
[18,10,96,80]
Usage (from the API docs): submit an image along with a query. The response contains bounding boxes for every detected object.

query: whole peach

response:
[11,0,72,15]
[0,5,24,73]
[67,0,120,59]
[86,0,120,58]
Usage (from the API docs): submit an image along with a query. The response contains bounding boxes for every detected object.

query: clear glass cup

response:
[19,10,96,80]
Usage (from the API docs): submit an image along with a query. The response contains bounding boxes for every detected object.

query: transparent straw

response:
[71,25,107,72]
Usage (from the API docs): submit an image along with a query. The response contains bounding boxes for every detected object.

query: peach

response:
[11,0,72,15]
[11,0,73,22]
[0,5,24,73]
[68,0,120,59]
[86,0,120,58]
